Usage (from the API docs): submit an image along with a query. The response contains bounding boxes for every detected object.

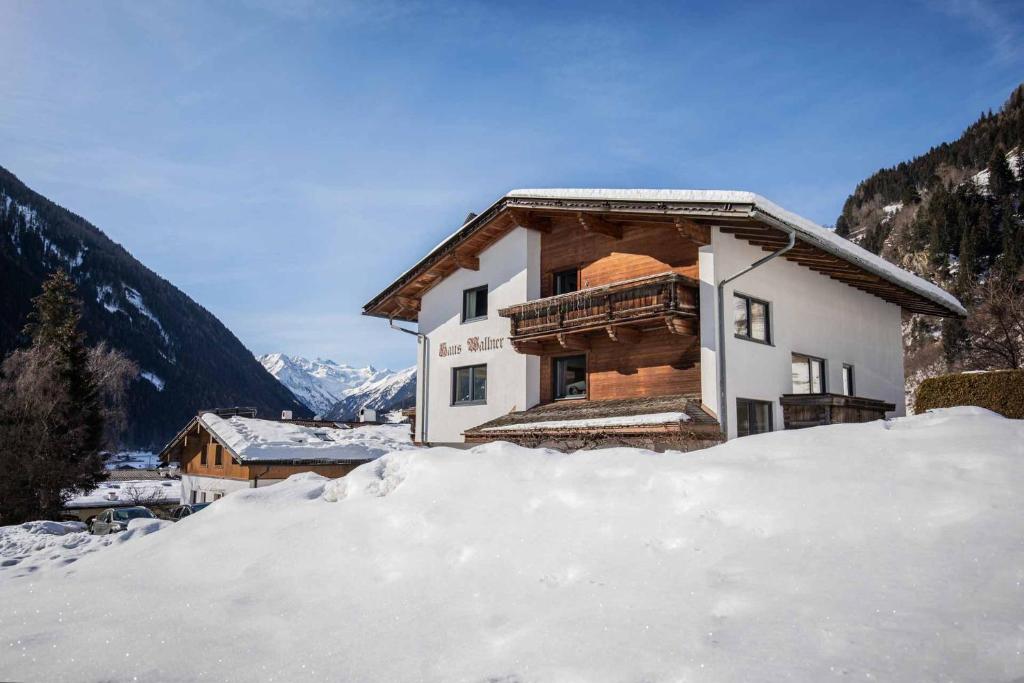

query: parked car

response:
[158,461,181,478]
[169,503,211,521]
[89,507,155,535]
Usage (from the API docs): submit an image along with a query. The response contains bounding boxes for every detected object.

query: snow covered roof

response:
[199,413,413,463]
[364,188,965,319]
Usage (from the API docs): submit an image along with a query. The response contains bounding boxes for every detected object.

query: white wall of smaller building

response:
[180,474,283,503]
[416,227,541,443]
[703,230,906,439]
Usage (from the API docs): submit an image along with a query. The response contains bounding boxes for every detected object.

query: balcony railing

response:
[499,272,699,342]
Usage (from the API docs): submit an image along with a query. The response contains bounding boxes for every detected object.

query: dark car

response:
[169,503,212,521]
[90,507,155,535]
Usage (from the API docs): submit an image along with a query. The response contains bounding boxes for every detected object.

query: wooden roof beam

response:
[453,250,480,271]
[507,208,552,233]
[557,333,591,350]
[673,217,711,245]
[606,325,642,344]
[577,212,623,239]
[395,295,420,312]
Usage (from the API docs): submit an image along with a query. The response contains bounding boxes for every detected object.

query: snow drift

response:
[1,407,1022,682]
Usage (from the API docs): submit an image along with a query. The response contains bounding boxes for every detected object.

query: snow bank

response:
[0,520,159,580]
[1,407,1022,681]
[200,413,414,462]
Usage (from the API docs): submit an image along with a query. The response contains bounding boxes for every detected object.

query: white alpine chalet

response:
[364,189,964,449]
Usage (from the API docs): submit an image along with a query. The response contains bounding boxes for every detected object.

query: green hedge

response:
[914,370,1024,419]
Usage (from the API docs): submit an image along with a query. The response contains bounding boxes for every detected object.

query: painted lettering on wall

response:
[437,336,505,357]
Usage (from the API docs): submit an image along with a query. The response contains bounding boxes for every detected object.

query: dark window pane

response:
[554,269,578,295]
[842,365,854,396]
[455,367,471,403]
[810,358,824,393]
[749,301,768,341]
[737,399,750,436]
[462,287,487,321]
[737,399,772,437]
[733,296,748,336]
[471,365,487,402]
[554,355,587,399]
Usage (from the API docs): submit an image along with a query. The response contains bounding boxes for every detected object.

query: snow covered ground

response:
[1,407,1022,682]
[104,450,159,469]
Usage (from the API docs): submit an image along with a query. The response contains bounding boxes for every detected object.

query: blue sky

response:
[2,0,1022,369]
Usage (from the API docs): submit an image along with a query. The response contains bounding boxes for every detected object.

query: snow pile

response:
[65,479,180,509]
[483,410,689,431]
[200,413,415,462]
[0,520,146,580]
[1,407,1022,681]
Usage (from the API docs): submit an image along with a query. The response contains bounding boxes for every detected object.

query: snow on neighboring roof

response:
[65,479,180,509]
[508,189,966,316]
[199,413,415,463]
[481,411,689,432]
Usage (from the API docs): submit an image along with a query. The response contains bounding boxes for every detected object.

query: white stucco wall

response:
[701,230,906,439]
[416,227,541,443]
[179,475,261,503]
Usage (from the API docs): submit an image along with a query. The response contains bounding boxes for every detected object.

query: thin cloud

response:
[927,0,1024,64]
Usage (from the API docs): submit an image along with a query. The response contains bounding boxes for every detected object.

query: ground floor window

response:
[190,490,198,504]
[841,364,855,396]
[792,353,826,394]
[736,398,773,437]
[452,364,487,404]
[554,355,587,399]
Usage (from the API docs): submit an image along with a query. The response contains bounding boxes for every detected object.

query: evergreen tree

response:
[0,270,107,522]
[987,146,1015,197]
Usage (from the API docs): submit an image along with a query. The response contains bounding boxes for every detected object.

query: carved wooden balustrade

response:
[499,272,699,353]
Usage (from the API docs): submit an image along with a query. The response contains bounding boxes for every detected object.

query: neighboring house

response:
[158,410,413,503]
[63,475,180,522]
[364,189,964,450]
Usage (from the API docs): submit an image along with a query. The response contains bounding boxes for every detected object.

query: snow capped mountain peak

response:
[258,353,415,418]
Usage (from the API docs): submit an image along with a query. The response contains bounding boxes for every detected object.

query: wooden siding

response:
[540,218,700,297]
[539,327,701,404]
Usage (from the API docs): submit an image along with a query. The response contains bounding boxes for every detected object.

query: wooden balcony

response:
[499,272,699,354]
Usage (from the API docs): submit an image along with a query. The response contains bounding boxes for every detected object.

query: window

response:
[200,446,207,466]
[452,364,487,404]
[554,268,579,295]
[190,490,198,504]
[736,398,773,437]
[462,286,488,322]
[734,293,771,343]
[214,445,223,467]
[792,354,826,394]
[842,364,855,396]
[553,355,587,400]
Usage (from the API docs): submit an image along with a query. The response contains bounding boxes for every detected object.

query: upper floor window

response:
[452,364,487,405]
[200,446,208,466]
[214,445,223,467]
[462,285,488,323]
[554,268,579,295]
[734,293,771,344]
[841,364,855,396]
[554,354,587,400]
[736,398,773,437]
[792,353,826,394]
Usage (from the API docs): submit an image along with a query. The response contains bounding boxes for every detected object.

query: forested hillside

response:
[0,166,309,448]
[834,85,1024,396]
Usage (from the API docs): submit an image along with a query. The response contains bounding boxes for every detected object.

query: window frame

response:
[733,292,773,345]
[214,444,223,467]
[461,285,489,323]
[791,353,827,394]
[200,446,208,466]
[841,363,855,397]
[552,353,588,401]
[451,363,488,406]
[736,398,774,437]
[553,268,579,295]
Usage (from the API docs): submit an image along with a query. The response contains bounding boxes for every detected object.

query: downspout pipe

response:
[716,217,796,439]
[388,316,428,444]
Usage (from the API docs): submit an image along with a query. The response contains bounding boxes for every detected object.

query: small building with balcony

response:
[363,189,964,449]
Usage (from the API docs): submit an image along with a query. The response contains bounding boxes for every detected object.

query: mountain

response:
[833,84,1024,399]
[0,166,310,449]
[259,353,416,420]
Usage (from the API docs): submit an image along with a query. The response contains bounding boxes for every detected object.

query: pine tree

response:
[0,270,107,522]
[987,146,1015,197]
